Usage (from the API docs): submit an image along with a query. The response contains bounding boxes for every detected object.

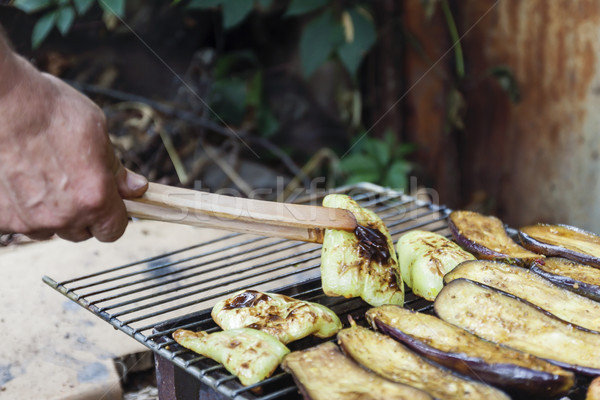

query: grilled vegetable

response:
[337,324,510,400]
[519,224,600,267]
[211,290,342,344]
[321,194,404,307]
[444,260,600,332]
[281,342,433,400]
[366,305,574,397]
[532,257,600,302]
[397,230,475,300]
[172,328,289,386]
[435,279,600,375]
[448,210,541,265]
[588,377,600,400]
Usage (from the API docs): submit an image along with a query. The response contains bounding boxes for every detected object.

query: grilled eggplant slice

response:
[532,257,600,302]
[397,230,475,300]
[444,260,600,332]
[211,290,342,344]
[321,194,404,307]
[588,377,600,400]
[519,224,600,267]
[435,279,600,375]
[337,324,510,400]
[281,342,432,400]
[172,328,289,386]
[448,210,541,265]
[366,305,574,397]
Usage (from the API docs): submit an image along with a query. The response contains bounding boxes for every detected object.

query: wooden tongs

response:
[124,183,357,243]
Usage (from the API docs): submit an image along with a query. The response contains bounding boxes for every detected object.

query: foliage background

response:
[3,0,519,208]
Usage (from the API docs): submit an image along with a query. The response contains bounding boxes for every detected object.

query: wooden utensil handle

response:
[124,183,357,243]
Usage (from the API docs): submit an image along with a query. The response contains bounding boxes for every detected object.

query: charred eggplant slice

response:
[448,210,541,265]
[444,260,600,332]
[519,224,600,267]
[281,342,433,400]
[211,290,342,344]
[366,305,574,397]
[337,324,510,400]
[397,230,475,300]
[172,328,289,386]
[532,257,600,302]
[435,279,600,375]
[321,194,404,307]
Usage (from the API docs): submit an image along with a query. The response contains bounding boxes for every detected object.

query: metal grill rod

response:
[101,208,449,328]
[93,242,320,309]
[125,264,321,328]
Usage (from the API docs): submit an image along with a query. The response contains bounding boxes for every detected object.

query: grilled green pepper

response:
[211,289,342,344]
[397,230,475,300]
[172,328,289,386]
[320,194,404,307]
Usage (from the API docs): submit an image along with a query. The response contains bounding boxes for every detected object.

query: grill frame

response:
[42,183,457,399]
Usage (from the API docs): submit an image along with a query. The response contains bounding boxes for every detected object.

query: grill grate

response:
[43,183,453,399]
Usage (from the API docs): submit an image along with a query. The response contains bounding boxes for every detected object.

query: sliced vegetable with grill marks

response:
[172,328,289,386]
[531,257,600,302]
[435,278,600,376]
[444,260,600,332]
[320,194,404,307]
[519,224,600,268]
[366,305,574,397]
[281,341,433,400]
[397,230,475,300]
[211,289,342,344]
[448,210,541,265]
[337,324,510,400]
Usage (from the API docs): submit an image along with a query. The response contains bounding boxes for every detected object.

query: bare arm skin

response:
[0,32,148,242]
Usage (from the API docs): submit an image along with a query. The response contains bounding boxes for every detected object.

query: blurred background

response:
[2,0,599,232]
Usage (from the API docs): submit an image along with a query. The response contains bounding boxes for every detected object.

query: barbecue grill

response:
[42,183,589,399]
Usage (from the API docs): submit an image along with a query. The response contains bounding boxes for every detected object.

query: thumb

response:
[114,163,149,199]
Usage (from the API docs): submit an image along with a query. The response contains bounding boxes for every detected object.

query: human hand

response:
[0,53,148,242]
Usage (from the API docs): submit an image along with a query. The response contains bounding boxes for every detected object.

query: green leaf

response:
[364,138,390,168]
[383,130,396,148]
[246,71,262,107]
[212,51,257,79]
[300,10,341,77]
[12,0,53,13]
[74,0,95,15]
[99,0,125,18]
[222,0,254,29]
[209,78,247,125]
[385,160,412,190]
[337,7,376,77]
[186,0,223,9]
[446,88,466,130]
[345,171,379,185]
[258,107,279,138]
[55,6,75,35]
[31,10,57,48]
[392,142,416,159]
[340,154,379,175]
[285,0,327,17]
